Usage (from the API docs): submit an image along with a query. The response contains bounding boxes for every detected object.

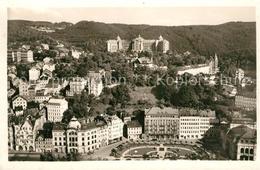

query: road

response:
[81,138,127,160]
[9,152,41,161]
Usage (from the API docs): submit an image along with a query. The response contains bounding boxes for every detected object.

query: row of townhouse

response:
[144,107,217,140]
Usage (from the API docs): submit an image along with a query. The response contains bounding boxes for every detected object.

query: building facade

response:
[177,54,219,76]
[35,134,53,152]
[127,121,142,141]
[14,118,35,151]
[12,96,27,110]
[52,117,110,154]
[29,67,41,81]
[87,71,104,97]
[235,95,256,111]
[52,123,67,153]
[104,115,124,144]
[20,50,34,63]
[46,97,68,122]
[145,107,179,140]
[179,109,216,140]
[107,35,169,53]
[19,80,29,96]
[66,77,87,96]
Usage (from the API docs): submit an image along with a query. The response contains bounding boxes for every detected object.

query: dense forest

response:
[8,20,256,74]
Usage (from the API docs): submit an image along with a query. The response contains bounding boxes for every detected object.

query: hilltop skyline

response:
[8,7,255,26]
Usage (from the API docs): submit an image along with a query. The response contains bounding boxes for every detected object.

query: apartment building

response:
[46,97,68,122]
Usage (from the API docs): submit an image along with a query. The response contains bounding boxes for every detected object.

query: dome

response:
[68,116,81,129]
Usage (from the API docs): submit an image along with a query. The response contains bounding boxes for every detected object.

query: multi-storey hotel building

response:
[144,107,216,140]
[179,108,216,140]
[107,35,169,53]
[145,107,179,140]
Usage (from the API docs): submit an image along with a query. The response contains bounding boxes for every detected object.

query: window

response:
[245,148,249,154]
[240,148,244,153]
[250,149,254,154]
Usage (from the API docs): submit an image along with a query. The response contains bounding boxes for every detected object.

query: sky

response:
[8,7,256,26]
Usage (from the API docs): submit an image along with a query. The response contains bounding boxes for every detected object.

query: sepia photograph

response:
[6,6,257,162]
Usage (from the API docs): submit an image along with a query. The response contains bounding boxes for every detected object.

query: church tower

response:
[213,53,219,74]
[116,35,123,51]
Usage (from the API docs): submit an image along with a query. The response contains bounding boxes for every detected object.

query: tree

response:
[40,153,57,161]
[111,85,130,107]
[62,109,74,124]
[27,101,40,109]
[143,153,149,160]
[16,64,30,80]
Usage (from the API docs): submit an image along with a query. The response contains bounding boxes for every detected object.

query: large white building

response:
[235,95,256,111]
[177,54,219,76]
[52,117,109,154]
[87,71,104,97]
[46,97,68,122]
[145,107,179,140]
[66,77,87,96]
[21,50,34,63]
[104,115,124,144]
[29,67,41,81]
[131,35,169,53]
[144,107,216,140]
[107,35,129,53]
[107,35,169,53]
[179,108,216,140]
[8,49,34,63]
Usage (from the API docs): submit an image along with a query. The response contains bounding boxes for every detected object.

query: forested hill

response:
[8,20,256,58]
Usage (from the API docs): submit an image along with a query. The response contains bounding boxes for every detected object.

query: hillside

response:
[8,20,256,58]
